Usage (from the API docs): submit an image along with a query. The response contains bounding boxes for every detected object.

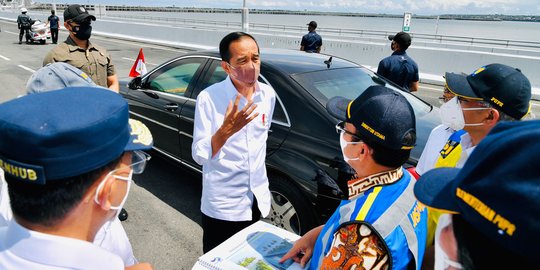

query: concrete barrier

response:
[1,10,538,99]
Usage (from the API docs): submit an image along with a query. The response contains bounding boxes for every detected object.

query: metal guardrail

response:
[105,13,540,51]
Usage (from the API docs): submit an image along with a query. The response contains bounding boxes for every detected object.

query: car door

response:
[125,57,207,160]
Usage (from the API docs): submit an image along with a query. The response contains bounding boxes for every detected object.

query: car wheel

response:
[263,174,318,235]
[40,40,45,45]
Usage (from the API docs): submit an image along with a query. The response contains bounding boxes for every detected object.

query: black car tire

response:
[264,174,319,235]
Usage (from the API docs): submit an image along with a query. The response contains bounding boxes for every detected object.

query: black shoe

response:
[118,208,128,221]
[19,41,22,44]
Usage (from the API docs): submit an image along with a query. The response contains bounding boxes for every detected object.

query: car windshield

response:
[291,67,431,116]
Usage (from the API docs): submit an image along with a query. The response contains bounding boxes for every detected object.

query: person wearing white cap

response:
[17,7,32,44]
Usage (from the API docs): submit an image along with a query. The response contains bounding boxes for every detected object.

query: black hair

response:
[357,133,411,168]
[452,215,535,269]
[5,155,122,227]
[219,32,259,63]
[51,10,55,14]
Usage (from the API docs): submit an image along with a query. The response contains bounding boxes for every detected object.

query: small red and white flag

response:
[129,48,147,77]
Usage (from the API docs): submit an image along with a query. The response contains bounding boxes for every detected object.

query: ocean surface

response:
[103,11,540,42]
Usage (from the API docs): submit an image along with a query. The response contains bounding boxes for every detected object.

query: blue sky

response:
[36,0,540,15]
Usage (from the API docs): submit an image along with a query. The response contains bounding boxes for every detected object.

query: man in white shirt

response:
[192,32,276,253]
[0,62,138,266]
[0,87,154,270]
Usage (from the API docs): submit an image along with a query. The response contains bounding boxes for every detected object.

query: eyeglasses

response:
[130,150,151,174]
[438,86,455,104]
[335,122,361,141]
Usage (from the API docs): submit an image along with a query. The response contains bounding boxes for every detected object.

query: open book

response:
[192,221,306,270]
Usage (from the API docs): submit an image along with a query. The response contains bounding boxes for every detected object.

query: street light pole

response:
[241,0,249,32]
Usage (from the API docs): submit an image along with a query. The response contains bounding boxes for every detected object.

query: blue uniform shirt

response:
[377,51,419,91]
[301,31,322,53]
[48,15,59,29]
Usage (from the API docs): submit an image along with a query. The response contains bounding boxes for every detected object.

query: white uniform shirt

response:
[0,220,124,269]
[416,124,474,175]
[0,169,137,266]
[192,76,276,221]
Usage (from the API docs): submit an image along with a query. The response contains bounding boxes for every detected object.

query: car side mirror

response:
[129,77,142,90]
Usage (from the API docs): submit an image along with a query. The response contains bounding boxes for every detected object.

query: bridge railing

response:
[104,13,540,51]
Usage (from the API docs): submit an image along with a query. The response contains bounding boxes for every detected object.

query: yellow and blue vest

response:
[310,168,427,270]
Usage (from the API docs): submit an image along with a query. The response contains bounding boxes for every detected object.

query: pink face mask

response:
[227,62,259,85]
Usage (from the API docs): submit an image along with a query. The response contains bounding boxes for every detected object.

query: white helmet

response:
[21,8,28,13]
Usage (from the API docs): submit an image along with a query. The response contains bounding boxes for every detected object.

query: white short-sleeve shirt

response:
[0,220,124,269]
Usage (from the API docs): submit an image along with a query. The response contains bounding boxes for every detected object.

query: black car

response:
[120,49,440,235]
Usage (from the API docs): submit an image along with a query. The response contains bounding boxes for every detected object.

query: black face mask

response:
[72,23,92,40]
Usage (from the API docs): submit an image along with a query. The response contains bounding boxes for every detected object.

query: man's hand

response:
[211,94,258,157]
[279,225,323,268]
[125,263,153,270]
[222,94,258,135]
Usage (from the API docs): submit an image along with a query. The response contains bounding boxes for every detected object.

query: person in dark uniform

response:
[43,4,119,92]
[46,10,60,44]
[377,32,419,92]
[300,21,322,53]
[16,8,32,44]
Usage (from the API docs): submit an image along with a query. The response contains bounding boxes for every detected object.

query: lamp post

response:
[241,0,249,32]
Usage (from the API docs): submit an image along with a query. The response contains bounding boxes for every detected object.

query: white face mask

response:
[434,214,463,270]
[440,97,489,131]
[339,131,362,162]
[94,169,133,219]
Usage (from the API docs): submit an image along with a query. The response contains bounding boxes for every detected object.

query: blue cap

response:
[26,62,100,94]
[0,87,153,184]
[445,63,531,119]
[414,120,540,260]
[326,85,416,150]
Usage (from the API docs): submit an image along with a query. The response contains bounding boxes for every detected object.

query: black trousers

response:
[50,28,58,44]
[19,27,30,42]
[202,197,261,253]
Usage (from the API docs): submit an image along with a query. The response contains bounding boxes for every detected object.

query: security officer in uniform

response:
[281,86,427,270]
[0,87,153,270]
[43,4,119,92]
[17,7,32,44]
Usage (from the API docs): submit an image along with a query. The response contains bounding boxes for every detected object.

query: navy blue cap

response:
[388,32,412,49]
[445,63,531,119]
[326,85,416,150]
[414,120,540,260]
[0,87,153,184]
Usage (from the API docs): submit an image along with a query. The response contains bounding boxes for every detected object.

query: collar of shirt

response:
[65,36,97,52]
[346,167,404,200]
[3,220,124,269]
[223,75,262,101]
[392,50,407,56]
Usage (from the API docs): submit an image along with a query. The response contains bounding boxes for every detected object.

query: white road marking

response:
[121,57,158,66]
[17,65,35,73]
[532,102,540,107]
[0,54,10,61]
[4,30,18,35]
[421,85,442,91]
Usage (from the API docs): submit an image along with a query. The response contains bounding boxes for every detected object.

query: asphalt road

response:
[1,19,539,270]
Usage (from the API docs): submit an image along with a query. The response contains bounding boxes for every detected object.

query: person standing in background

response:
[43,4,119,92]
[300,21,322,53]
[377,32,419,92]
[17,8,31,44]
[46,9,60,44]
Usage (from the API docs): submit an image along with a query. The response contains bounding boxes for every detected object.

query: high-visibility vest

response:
[311,168,427,270]
[426,129,467,245]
